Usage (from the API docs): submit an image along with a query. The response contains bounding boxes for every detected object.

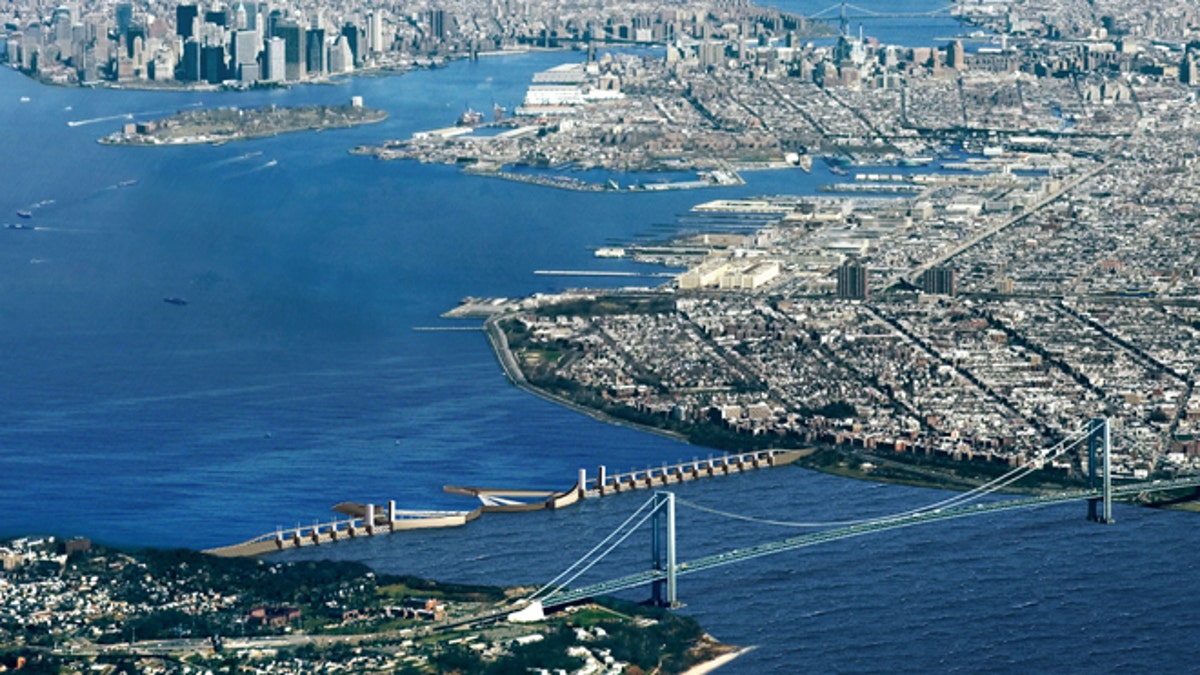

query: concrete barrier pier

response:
[204,449,808,558]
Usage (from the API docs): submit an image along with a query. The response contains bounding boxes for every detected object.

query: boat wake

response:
[67,104,200,128]
[208,151,263,168]
[68,112,134,127]
[222,158,278,179]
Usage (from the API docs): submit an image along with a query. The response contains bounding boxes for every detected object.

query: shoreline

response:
[481,315,1200,509]
[683,645,758,675]
[6,43,635,93]
[484,316,689,444]
[99,105,387,146]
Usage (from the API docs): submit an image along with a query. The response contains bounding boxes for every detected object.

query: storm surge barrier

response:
[204,449,806,557]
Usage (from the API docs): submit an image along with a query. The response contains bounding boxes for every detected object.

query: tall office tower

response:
[234,2,248,30]
[52,7,72,50]
[265,9,282,41]
[180,37,201,80]
[328,34,353,73]
[176,4,198,39]
[264,35,285,81]
[204,9,228,28]
[305,27,325,75]
[125,25,145,58]
[340,22,360,66]
[232,29,260,78]
[367,12,383,54]
[949,39,965,70]
[201,43,226,83]
[837,260,870,300]
[115,3,133,40]
[273,20,304,80]
[428,9,445,40]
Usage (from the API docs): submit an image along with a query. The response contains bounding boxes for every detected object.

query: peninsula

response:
[0,536,737,674]
[99,101,386,146]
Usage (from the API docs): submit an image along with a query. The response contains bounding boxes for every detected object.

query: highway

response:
[541,475,1200,607]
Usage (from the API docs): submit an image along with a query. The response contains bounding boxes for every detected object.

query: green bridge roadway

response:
[540,476,1200,607]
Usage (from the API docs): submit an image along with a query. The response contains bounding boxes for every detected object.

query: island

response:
[99,100,387,146]
[0,536,738,674]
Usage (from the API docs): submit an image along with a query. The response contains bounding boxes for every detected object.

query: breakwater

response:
[203,449,804,557]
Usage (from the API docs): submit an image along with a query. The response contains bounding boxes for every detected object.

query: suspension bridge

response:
[491,419,1200,619]
[808,2,960,36]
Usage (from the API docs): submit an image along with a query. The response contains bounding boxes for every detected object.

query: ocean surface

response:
[2,5,1199,672]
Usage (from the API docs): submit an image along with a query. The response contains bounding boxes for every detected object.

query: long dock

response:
[532,270,677,278]
[203,449,807,557]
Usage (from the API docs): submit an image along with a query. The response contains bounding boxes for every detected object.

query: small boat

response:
[16,210,32,219]
[5,223,33,230]
[118,179,138,187]
[163,297,189,306]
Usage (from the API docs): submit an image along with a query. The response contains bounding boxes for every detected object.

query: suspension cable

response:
[530,502,662,600]
[676,425,1093,530]
[527,493,660,603]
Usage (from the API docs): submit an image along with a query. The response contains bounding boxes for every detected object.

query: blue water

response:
[0,54,827,548]
[2,20,1199,674]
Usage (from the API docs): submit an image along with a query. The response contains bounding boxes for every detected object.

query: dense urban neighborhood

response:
[0,537,729,673]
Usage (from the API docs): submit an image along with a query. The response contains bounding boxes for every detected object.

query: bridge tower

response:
[649,491,678,607]
[1086,417,1113,524]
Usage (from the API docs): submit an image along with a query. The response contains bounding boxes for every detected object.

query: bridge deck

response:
[541,477,1200,607]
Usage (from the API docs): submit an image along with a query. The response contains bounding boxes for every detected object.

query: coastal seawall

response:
[483,315,690,443]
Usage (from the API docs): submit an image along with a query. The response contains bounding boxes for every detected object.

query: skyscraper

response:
[232,29,260,79]
[305,28,326,76]
[125,25,144,58]
[328,35,353,73]
[204,9,228,28]
[176,4,198,40]
[428,9,445,41]
[837,260,869,300]
[949,40,965,70]
[115,3,133,40]
[180,38,201,81]
[367,12,383,54]
[264,36,285,81]
[340,23,360,66]
[201,43,226,84]
[265,10,282,42]
[273,20,304,81]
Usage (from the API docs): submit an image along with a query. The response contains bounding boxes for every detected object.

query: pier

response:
[203,449,805,557]
[532,270,677,278]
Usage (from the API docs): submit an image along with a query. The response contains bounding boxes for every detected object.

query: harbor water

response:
[2,7,1198,670]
